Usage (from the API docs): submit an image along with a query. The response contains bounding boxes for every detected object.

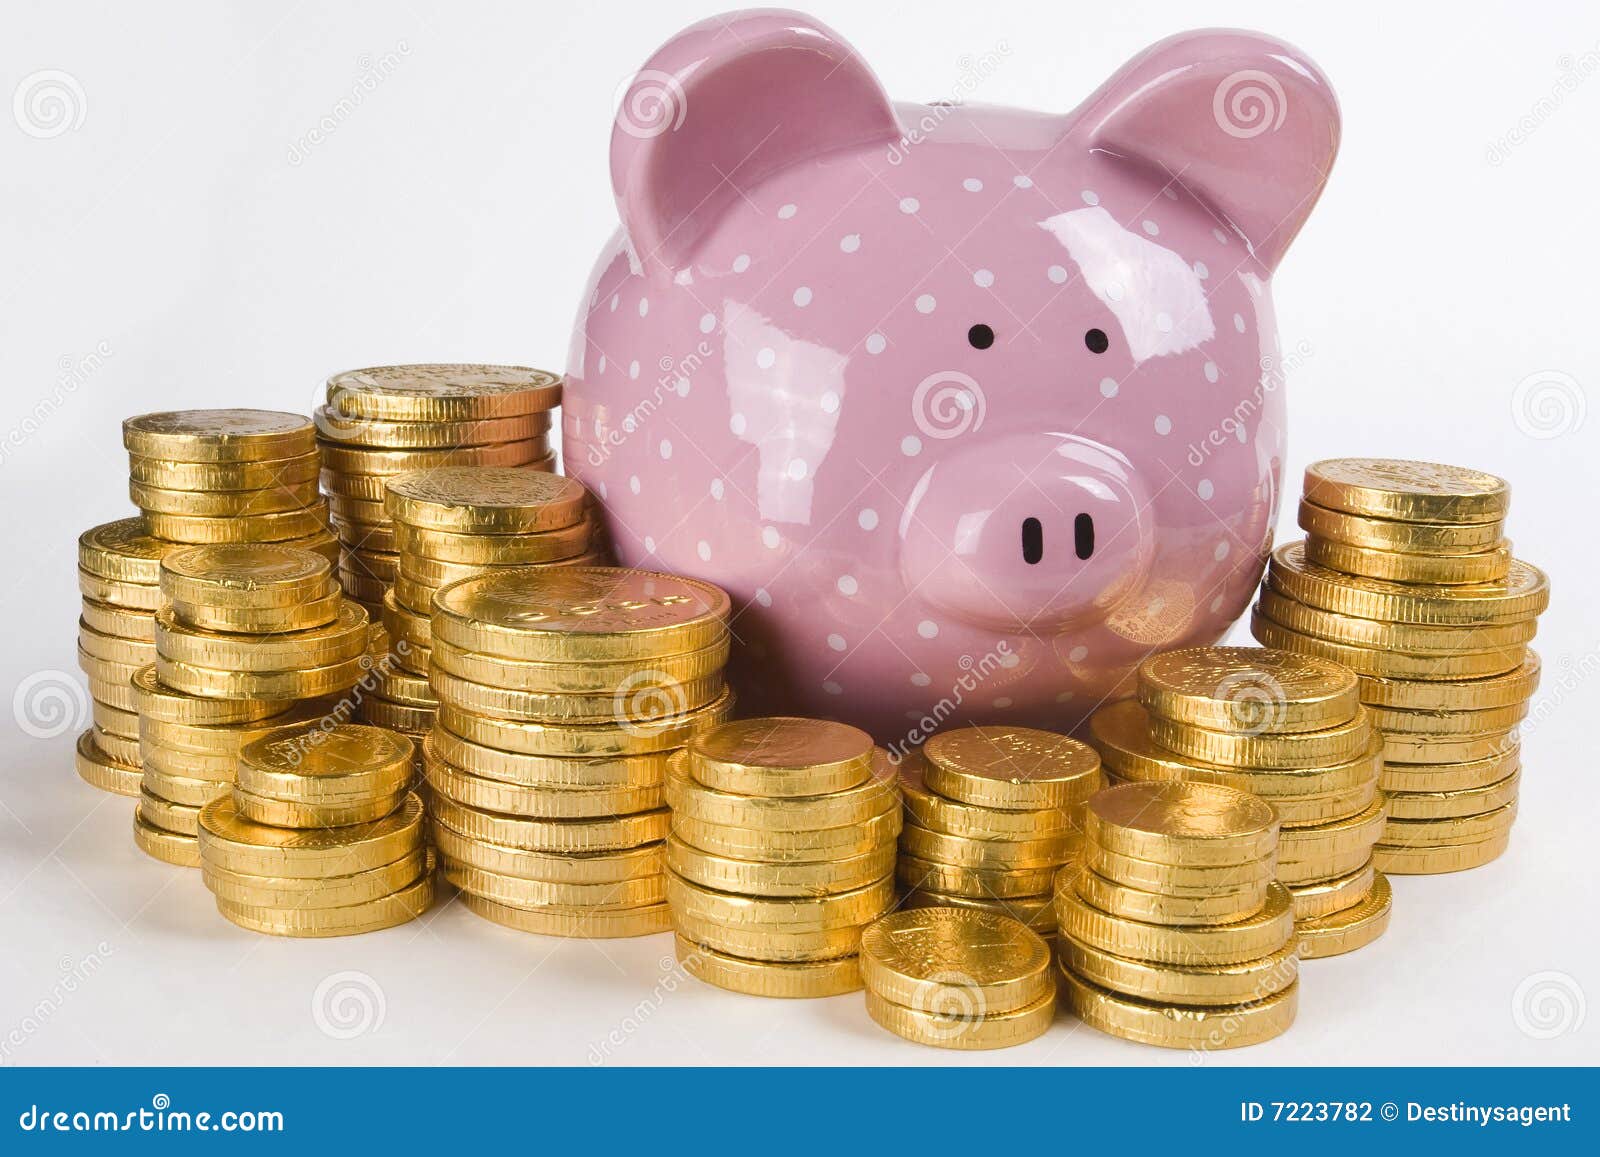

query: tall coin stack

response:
[1252,459,1549,874]
[314,365,562,619]
[859,907,1056,1049]
[895,727,1103,935]
[123,410,337,561]
[665,718,900,998]
[1056,782,1299,1050]
[136,544,369,868]
[75,519,173,795]
[199,720,433,936]
[1088,647,1391,958]
[424,567,732,937]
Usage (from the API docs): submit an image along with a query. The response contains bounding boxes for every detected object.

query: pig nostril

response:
[1074,513,1095,560]
[1021,517,1043,565]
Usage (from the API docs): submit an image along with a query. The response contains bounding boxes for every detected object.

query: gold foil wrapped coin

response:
[1286,860,1377,920]
[384,467,586,534]
[134,810,202,867]
[198,792,425,877]
[202,850,428,909]
[865,987,1055,1051]
[159,543,332,609]
[897,755,1080,839]
[674,935,863,998]
[326,364,562,421]
[921,726,1102,810]
[424,747,662,818]
[895,854,1057,900]
[313,405,550,449]
[665,835,895,898]
[1258,590,1536,654]
[899,823,1078,871]
[431,792,668,853]
[437,690,733,758]
[666,872,894,931]
[1302,458,1510,524]
[1137,646,1358,734]
[1059,935,1299,1006]
[1059,966,1295,1049]
[462,892,671,938]
[1297,500,1504,554]
[1294,871,1393,958]
[127,451,320,490]
[214,872,434,937]
[393,520,590,566]
[688,717,875,797]
[430,567,730,663]
[1084,781,1279,866]
[447,864,665,911]
[1304,536,1512,585]
[430,824,664,884]
[670,810,901,865]
[1082,842,1275,896]
[1267,543,1549,626]
[1055,875,1295,966]
[123,409,315,462]
[1384,772,1520,820]
[1356,654,1539,712]
[1372,833,1510,874]
[1073,868,1271,926]
[1251,608,1526,680]
[665,749,897,832]
[74,729,141,796]
[79,518,172,584]
[898,888,1058,934]
[859,906,1053,1014]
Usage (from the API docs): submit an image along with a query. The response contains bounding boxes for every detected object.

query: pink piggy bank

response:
[564,9,1340,744]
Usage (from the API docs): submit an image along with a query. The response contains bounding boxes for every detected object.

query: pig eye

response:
[1084,328,1110,354]
[967,324,995,350]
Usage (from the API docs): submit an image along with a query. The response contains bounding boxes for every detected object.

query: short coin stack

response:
[382,467,598,688]
[424,567,732,936]
[895,727,1103,934]
[135,545,369,867]
[859,906,1055,1049]
[666,718,900,997]
[198,720,433,936]
[1253,459,1549,873]
[75,519,173,795]
[1089,647,1391,957]
[122,410,337,560]
[314,365,562,618]
[1056,782,1299,1050]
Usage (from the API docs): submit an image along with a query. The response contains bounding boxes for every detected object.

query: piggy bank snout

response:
[899,434,1155,632]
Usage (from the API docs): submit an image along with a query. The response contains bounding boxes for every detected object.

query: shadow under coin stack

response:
[424,567,732,937]
[74,519,173,796]
[665,718,899,998]
[895,727,1102,933]
[314,365,562,619]
[1056,782,1298,1050]
[1253,459,1549,874]
[1097,647,1391,959]
[859,907,1056,1049]
[136,545,370,867]
[123,410,337,561]
[198,720,432,936]
[383,467,598,692]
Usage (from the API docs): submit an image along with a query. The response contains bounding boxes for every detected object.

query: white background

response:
[2,0,1596,1066]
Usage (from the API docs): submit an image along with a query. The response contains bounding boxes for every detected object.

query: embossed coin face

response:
[692,717,873,772]
[1088,781,1277,842]
[1305,458,1509,523]
[79,518,173,581]
[122,410,314,461]
[327,364,562,417]
[385,467,586,532]
[1140,647,1355,709]
[924,726,1100,784]
[241,721,413,779]
[162,543,329,590]
[432,567,730,660]
[860,907,1049,987]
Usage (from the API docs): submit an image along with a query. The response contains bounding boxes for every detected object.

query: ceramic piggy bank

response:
[564,9,1340,743]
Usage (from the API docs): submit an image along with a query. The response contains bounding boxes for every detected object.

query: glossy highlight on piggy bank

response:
[564,9,1341,741]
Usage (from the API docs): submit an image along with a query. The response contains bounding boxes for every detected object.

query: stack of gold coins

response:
[134,544,369,868]
[383,467,598,684]
[425,567,732,937]
[1056,782,1299,1050]
[314,365,562,618]
[355,651,435,774]
[665,718,900,997]
[122,410,336,560]
[1088,646,1391,958]
[858,907,1055,1049]
[198,720,433,936]
[895,727,1103,934]
[1252,459,1549,874]
[74,518,174,795]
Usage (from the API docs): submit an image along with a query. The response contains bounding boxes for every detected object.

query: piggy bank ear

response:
[611,10,900,273]
[1077,30,1340,274]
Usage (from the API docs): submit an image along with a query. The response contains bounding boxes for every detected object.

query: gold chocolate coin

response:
[674,935,863,998]
[859,906,1053,1014]
[1303,458,1510,524]
[1137,647,1358,734]
[921,726,1102,810]
[1294,870,1392,958]
[1084,781,1279,866]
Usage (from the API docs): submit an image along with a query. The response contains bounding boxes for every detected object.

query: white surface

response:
[2,0,1597,1066]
